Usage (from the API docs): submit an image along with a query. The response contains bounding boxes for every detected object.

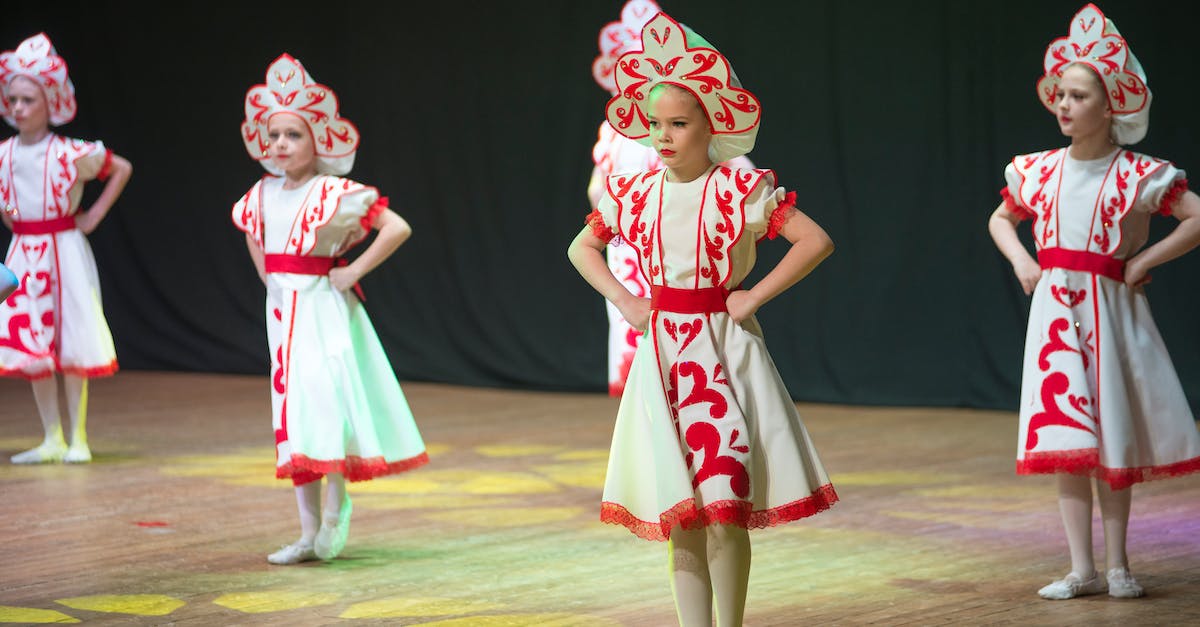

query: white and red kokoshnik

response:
[1004,148,1200,489]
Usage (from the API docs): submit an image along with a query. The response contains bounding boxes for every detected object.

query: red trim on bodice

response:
[1037,247,1124,282]
[650,286,729,313]
[11,216,76,235]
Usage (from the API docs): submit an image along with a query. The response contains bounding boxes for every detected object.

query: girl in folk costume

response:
[568,12,838,625]
[988,4,1200,600]
[0,33,132,465]
[588,0,753,397]
[233,54,428,565]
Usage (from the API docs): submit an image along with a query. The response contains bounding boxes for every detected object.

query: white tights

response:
[1055,474,1131,576]
[292,472,347,544]
[669,525,751,627]
[31,373,88,447]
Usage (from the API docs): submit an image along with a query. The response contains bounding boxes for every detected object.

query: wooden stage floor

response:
[1,372,1198,626]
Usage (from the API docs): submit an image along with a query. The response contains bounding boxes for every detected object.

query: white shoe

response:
[64,443,92,463]
[11,440,67,464]
[314,494,352,560]
[1038,571,1106,600]
[267,541,316,565]
[1107,567,1145,598]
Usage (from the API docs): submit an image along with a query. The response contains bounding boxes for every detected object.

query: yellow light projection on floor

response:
[212,590,340,613]
[339,596,506,618]
[417,614,621,626]
[476,444,566,457]
[55,595,185,616]
[423,506,584,527]
[0,606,79,624]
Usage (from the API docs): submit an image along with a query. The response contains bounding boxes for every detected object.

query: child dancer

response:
[233,54,429,564]
[588,0,755,397]
[569,12,838,625]
[987,3,1200,600]
[0,33,133,464]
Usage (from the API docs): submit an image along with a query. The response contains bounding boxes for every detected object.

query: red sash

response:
[11,216,76,235]
[263,254,364,300]
[651,286,729,314]
[1038,247,1124,282]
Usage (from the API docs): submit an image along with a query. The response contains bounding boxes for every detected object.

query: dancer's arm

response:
[1125,191,1200,287]
[75,153,132,235]
[725,210,833,323]
[988,202,1041,295]
[568,227,650,332]
[329,208,411,292]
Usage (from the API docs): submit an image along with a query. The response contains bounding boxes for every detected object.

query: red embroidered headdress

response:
[0,33,76,128]
[605,12,760,162]
[1037,3,1151,144]
[241,54,360,176]
[593,0,661,96]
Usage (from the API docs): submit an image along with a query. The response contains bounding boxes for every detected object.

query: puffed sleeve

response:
[1000,162,1036,221]
[329,182,385,248]
[743,172,796,241]
[586,179,620,244]
[231,181,263,245]
[1132,162,1188,216]
[73,140,111,182]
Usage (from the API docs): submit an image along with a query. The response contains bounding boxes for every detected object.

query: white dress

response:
[592,164,838,541]
[233,175,428,484]
[0,134,117,379]
[1005,147,1200,489]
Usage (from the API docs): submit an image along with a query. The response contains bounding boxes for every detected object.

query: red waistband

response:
[11,216,76,235]
[1037,247,1124,282]
[263,254,335,275]
[650,286,729,314]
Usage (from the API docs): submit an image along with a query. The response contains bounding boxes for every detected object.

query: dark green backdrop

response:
[3,1,1197,411]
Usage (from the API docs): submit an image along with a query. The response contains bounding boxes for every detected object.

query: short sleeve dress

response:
[1002,147,1200,488]
[233,174,428,485]
[589,164,838,540]
[0,133,117,379]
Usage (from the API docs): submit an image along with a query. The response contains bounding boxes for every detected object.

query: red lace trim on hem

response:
[599,483,839,541]
[277,451,430,484]
[1017,449,1200,490]
[360,196,388,232]
[766,191,797,240]
[1157,178,1188,216]
[0,361,119,381]
[96,149,114,182]
[1000,187,1034,221]
[586,209,616,244]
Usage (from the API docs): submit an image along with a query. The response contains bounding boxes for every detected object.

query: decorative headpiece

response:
[1037,3,1150,144]
[0,33,77,128]
[241,54,360,176]
[593,0,661,96]
[605,12,760,163]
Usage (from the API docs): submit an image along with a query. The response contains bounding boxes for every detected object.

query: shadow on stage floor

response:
[1,372,1197,625]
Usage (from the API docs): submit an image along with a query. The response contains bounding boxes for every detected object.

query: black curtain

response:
[3,0,1197,411]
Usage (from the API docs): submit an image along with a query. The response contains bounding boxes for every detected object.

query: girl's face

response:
[648,85,712,179]
[1055,64,1111,141]
[5,76,49,135]
[266,113,317,180]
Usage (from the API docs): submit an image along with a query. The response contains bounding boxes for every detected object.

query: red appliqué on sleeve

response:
[96,149,114,182]
[360,195,388,232]
[1000,186,1035,221]
[1157,178,1188,217]
[587,208,616,243]
[766,191,797,240]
